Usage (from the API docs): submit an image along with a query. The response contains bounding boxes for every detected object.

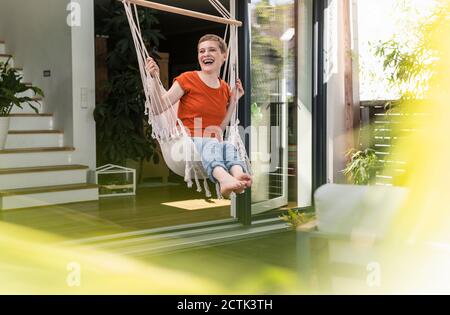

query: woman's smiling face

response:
[198,40,227,73]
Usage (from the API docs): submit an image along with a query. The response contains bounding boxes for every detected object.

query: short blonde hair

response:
[198,34,227,54]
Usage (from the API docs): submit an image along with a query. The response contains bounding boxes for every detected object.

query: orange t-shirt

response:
[174,71,230,137]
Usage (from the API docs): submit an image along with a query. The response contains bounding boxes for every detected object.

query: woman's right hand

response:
[146,57,160,76]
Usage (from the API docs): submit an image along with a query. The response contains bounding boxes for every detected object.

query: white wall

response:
[323,0,357,184]
[0,0,96,170]
[351,0,361,118]
[70,0,96,170]
[0,0,73,146]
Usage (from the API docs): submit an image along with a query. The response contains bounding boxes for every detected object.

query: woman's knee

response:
[223,141,237,150]
[202,138,223,162]
[224,142,241,160]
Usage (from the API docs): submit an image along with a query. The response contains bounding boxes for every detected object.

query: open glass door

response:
[249,0,296,214]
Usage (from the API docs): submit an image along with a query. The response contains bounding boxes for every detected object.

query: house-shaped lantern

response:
[95,164,136,197]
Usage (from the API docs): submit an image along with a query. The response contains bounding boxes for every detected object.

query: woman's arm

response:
[146,57,184,114]
[154,81,184,115]
[220,101,237,131]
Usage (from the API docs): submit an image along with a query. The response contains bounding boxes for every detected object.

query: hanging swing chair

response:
[122,0,252,198]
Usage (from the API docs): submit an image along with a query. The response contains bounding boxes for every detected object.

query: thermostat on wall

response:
[43,70,51,77]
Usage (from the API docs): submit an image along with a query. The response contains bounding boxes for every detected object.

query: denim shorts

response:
[192,137,247,183]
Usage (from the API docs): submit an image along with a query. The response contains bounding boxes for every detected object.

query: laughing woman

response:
[146,34,252,198]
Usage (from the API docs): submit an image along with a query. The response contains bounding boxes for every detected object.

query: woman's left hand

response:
[231,79,245,104]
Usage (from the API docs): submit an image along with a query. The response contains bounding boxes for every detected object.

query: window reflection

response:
[249,0,296,207]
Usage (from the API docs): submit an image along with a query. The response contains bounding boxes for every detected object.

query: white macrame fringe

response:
[203,178,212,198]
[215,182,223,200]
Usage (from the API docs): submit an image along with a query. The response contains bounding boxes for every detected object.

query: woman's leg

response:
[195,137,225,182]
[223,141,247,172]
[192,137,246,197]
[223,141,252,187]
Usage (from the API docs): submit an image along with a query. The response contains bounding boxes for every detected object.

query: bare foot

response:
[233,173,252,188]
[213,166,246,198]
[219,177,246,198]
[230,165,252,188]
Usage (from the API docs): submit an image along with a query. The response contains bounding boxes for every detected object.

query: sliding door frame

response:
[235,0,327,224]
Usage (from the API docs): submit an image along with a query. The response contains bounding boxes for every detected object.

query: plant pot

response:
[0,116,10,150]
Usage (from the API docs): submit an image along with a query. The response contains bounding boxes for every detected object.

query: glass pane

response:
[249,0,295,210]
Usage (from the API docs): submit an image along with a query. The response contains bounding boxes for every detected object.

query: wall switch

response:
[81,88,88,109]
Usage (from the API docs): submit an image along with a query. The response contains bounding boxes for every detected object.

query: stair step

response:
[16,89,36,98]
[8,130,62,134]
[9,113,53,130]
[11,100,43,114]
[6,130,63,149]
[0,147,75,168]
[0,146,74,154]
[0,164,87,175]
[14,83,40,98]
[0,183,99,210]
[0,182,98,196]
[9,113,52,117]
[0,165,89,190]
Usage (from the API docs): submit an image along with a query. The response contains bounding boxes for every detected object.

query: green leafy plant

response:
[93,0,164,166]
[250,0,289,104]
[280,209,315,230]
[372,2,447,101]
[0,58,43,116]
[364,3,447,185]
[251,102,263,124]
[343,148,379,185]
[374,38,433,101]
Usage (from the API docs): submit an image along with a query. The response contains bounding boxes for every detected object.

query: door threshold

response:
[65,218,289,257]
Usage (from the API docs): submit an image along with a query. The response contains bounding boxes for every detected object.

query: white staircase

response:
[0,40,98,210]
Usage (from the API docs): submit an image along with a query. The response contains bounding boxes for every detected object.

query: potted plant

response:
[93,0,164,168]
[342,148,380,185]
[280,208,316,230]
[0,57,44,149]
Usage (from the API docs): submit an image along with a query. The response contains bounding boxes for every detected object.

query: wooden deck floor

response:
[0,184,231,240]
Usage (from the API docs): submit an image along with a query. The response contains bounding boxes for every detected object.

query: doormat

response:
[162,198,231,210]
